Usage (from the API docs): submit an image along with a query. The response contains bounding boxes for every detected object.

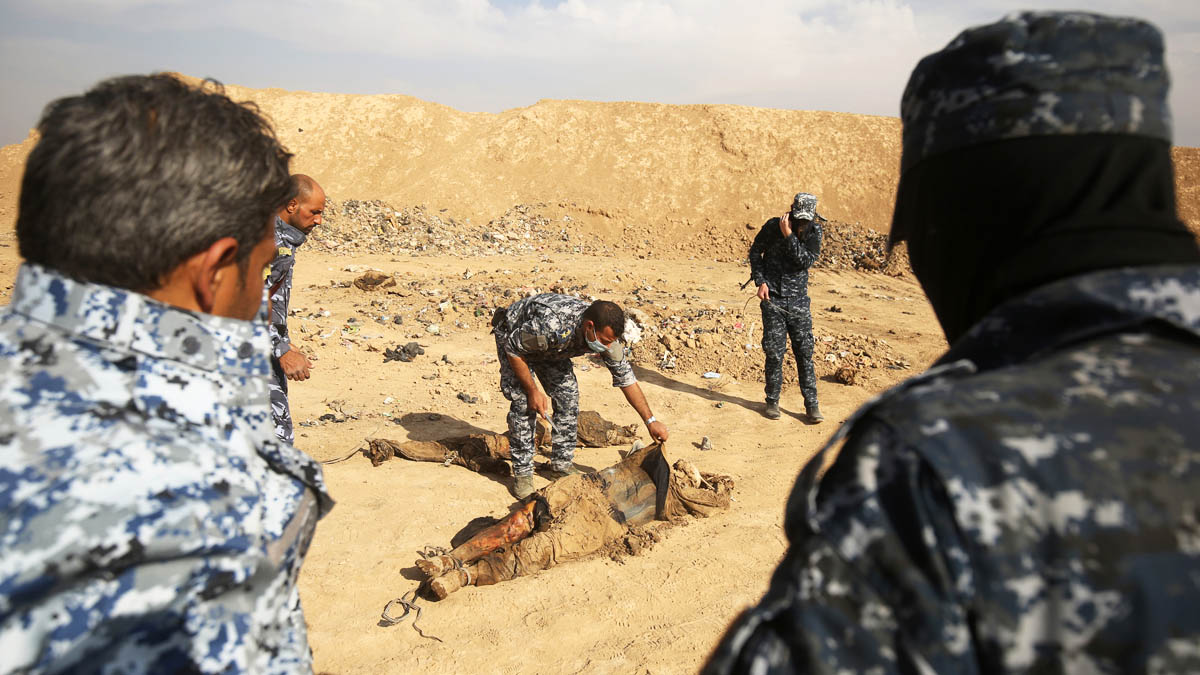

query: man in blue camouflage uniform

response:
[265,174,325,445]
[706,11,1200,673]
[493,294,670,498]
[0,74,333,673]
[749,192,823,423]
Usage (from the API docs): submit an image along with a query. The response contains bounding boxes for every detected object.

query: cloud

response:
[2,0,1198,145]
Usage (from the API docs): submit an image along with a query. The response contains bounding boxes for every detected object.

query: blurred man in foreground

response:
[706,11,1200,673]
[0,74,333,672]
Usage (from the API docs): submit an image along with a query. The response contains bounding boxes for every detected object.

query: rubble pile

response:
[309,198,911,277]
[627,304,911,388]
[815,220,910,276]
[292,258,918,395]
[308,199,613,258]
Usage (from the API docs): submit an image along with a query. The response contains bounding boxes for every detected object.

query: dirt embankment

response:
[4,81,1198,257]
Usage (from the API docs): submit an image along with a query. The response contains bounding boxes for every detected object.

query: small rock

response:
[441,354,454,365]
[835,366,859,385]
[427,413,441,421]
[426,324,441,335]
[353,270,396,291]
[714,402,724,408]
[699,436,713,451]
[392,315,404,325]
[457,392,479,404]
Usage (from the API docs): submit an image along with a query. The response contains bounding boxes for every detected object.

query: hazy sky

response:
[2,0,1198,146]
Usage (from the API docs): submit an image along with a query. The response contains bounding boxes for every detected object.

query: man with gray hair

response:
[266,173,325,444]
[706,11,1200,673]
[0,74,333,672]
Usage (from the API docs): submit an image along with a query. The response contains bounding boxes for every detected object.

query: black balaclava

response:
[892,134,1200,344]
[889,11,1200,345]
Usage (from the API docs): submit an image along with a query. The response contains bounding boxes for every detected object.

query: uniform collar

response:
[936,264,1200,372]
[275,216,307,248]
[8,264,271,379]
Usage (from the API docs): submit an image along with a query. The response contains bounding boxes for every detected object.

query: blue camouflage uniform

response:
[265,216,306,444]
[705,266,1200,673]
[493,294,635,476]
[749,195,823,412]
[0,264,333,673]
[706,10,1200,674]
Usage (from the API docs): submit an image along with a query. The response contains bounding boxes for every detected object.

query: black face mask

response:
[890,134,1200,345]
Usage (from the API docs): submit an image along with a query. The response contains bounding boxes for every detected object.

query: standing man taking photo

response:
[749,192,823,423]
[266,174,325,444]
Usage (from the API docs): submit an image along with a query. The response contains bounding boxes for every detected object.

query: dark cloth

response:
[704,264,1200,674]
[892,135,1200,343]
[748,218,822,299]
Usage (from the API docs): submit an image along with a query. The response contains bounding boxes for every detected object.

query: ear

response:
[286,198,300,215]
[190,237,240,313]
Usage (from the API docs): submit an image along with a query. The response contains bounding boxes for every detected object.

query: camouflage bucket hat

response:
[790,192,818,221]
[898,11,1172,174]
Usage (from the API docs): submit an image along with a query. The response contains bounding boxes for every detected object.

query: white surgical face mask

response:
[585,324,608,353]
[585,324,625,361]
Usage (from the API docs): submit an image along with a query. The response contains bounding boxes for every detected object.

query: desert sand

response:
[1,79,1198,674]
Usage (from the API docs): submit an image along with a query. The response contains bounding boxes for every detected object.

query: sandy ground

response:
[269,249,945,674]
[0,216,946,673]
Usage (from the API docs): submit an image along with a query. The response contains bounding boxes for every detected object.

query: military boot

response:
[511,473,535,499]
[764,401,781,420]
[541,463,583,481]
[807,405,824,424]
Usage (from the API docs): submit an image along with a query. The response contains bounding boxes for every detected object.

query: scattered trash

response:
[714,402,724,408]
[701,372,720,379]
[384,342,425,363]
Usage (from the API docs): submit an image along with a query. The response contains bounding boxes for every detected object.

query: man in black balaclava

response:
[703,11,1200,674]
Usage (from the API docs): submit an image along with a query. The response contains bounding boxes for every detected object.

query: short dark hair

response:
[17,73,293,291]
[583,300,625,339]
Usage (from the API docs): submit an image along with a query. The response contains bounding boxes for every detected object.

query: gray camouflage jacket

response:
[705,264,1200,673]
[749,217,823,299]
[0,264,333,673]
[266,217,306,360]
[497,293,636,388]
